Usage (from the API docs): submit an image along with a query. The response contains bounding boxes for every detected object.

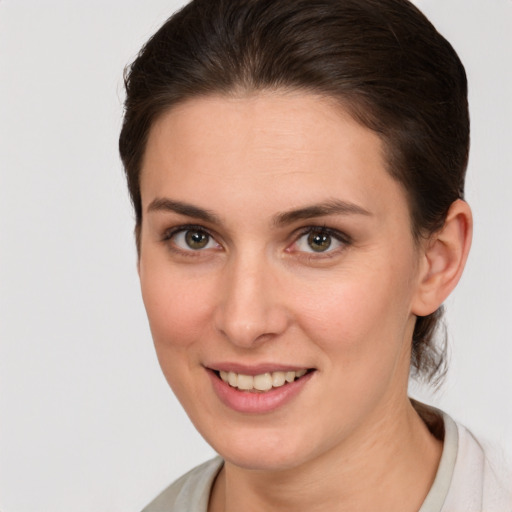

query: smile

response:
[218,369,309,392]
[208,366,315,413]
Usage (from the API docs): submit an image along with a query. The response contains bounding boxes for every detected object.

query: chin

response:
[222,447,308,472]
[202,422,323,472]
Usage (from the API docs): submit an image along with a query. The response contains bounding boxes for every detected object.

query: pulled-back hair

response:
[119,0,469,383]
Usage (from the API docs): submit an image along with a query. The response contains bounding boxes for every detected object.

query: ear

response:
[412,199,473,316]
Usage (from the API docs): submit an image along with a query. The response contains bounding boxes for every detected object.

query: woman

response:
[119,0,511,510]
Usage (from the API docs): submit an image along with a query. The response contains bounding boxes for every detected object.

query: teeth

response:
[272,371,286,387]
[218,369,309,391]
[237,374,253,390]
[227,371,238,387]
[253,373,273,391]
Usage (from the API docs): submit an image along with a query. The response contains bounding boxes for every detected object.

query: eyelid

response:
[295,225,351,244]
[161,223,211,241]
[288,225,352,255]
[162,224,223,253]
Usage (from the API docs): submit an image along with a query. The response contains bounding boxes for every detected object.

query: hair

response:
[119,0,469,383]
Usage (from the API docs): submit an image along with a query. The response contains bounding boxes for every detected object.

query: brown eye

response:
[307,231,332,252]
[169,228,219,251]
[185,230,210,249]
[292,227,349,256]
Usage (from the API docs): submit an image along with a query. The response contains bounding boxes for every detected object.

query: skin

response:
[137,91,472,511]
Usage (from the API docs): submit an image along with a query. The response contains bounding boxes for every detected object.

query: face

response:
[138,92,425,471]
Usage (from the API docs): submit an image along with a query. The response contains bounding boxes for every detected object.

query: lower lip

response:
[207,370,315,414]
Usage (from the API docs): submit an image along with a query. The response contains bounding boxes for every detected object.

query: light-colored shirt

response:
[142,405,512,511]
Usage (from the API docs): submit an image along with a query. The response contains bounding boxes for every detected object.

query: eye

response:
[166,227,220,252]
[293,227,348,254]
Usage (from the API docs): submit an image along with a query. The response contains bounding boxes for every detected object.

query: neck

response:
[209,399,442,512]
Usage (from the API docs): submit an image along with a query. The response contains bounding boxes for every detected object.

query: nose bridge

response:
[214,247,287,347]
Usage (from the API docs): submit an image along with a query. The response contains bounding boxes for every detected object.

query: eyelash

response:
[161,224,220,257]
[291,225,352,258]
[161,224,352,258]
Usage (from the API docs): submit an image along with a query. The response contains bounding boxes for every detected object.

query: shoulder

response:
[443,414,512,511]
[414,401,512,512]
[141,456,224,512]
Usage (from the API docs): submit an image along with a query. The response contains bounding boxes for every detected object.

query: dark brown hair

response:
[119,0,469,383]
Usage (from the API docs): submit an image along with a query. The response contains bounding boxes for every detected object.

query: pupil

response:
[186,230,208,249]
[308,231,331,252]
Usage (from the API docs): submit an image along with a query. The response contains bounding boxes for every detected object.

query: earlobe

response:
[412,199,473,317]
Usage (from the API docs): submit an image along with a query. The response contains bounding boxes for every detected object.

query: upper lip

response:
[206,362,314,375]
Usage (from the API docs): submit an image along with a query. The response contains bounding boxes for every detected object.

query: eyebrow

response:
[273,199,372,226]
[147,197,371,226]
[147,198,221,224]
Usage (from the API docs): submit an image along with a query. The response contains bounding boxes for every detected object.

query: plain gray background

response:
[1,1,511,510]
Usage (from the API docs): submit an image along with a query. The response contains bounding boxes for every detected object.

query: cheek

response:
[291,260,415,366]
[139,263,219,378]
[139,268,218,404]
[287,264,417,428]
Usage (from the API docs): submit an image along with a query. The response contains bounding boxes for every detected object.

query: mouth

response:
[213,368,314,393]
[206,363,317,413]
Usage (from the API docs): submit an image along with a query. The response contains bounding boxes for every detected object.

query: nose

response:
[214,251,290,348]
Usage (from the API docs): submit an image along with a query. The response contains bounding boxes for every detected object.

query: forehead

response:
[140,91,408,223]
